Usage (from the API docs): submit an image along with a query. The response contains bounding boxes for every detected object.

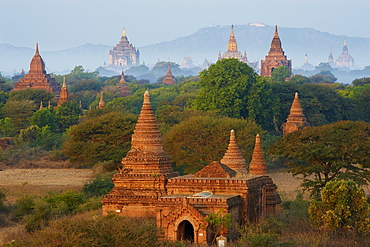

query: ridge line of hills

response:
[1,24,370,77]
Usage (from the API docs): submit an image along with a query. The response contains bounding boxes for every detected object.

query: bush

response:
[4,214,169,247]
[82,174,114,198]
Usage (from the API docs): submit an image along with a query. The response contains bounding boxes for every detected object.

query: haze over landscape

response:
[1,0,370,79]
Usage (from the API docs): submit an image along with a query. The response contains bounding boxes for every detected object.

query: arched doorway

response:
[177,220,194,242]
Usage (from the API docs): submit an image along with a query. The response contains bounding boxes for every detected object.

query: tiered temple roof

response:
[260,26,292,77]
[98,91,105,109]
[335,37,355,68]
[120,91,178,177]
[117,71,130,97]
[220,130,247,174]
[222,25,246,63]
[13,44,60,96]
[248,134,267,175]
[57,77,69,106]
[282,92,310,135]
[161,63,176,85]
[108,28,140,69]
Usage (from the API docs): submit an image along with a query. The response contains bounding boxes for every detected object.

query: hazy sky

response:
[1,0,370,50]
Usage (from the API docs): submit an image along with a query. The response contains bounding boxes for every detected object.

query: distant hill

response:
[0,43,110,75]
[140,24,370,69]
[2,23,370,76]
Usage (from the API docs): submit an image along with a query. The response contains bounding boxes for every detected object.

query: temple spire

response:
[35,43,39,55]
[220,130,247,174]
[274,25,279,38]
[58,77,69,106]
[227,25,238,52]
[39,101,43,110]
[98,91,105,109]
[122,27,126,37]
[249,134,267,175]
[121,90,178,177]
[282,92,310,135]
[161,63,176,85]
[119,71,126,84]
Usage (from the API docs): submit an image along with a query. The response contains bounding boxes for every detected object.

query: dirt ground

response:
[0,168,304,202]
[0,168,368,202]
[0,168,94,203]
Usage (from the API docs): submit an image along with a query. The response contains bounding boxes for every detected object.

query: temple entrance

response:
[177,220,194,242]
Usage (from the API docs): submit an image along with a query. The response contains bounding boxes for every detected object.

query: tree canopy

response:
[193,58,257,118]
[268,121,370,198]
[309,180,370,234]
[63,111,137,167]
[163,115,263,174]
[271,66,290,82]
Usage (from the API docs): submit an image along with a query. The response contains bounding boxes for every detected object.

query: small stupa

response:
[282,92,310,135]
[161,63,176,85]
[98,91,105,109]
[248,134,267,175]
[220,130,247,174]
[57,77,69,106]
[117,71,131,97]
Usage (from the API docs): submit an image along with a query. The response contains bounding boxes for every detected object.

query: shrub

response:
[82,173,114,198]
[4,214,168,247]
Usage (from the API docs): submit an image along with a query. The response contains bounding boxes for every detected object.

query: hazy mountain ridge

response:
[140,24,370,69]
[1,24,370,75]
[0,43,111,75]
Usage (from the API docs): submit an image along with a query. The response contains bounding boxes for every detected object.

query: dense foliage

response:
[63,111,137,167]
[163,115,263,173]
[309,180,370,234]
[269,121,370,198]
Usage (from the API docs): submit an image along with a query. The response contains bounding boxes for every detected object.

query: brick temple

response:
[13,44,60,96]
[102,91,281,244]
[161,63,176,85]
[260,26,292,77]
[282,92,310,135]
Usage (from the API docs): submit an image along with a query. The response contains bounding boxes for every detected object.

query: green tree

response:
[352,77,370,87]
[309,180,370,234]
[247,76,279,130]
[298,83,353,126]
[193,58,257,118]
[63,111,137,167]
[69,79,103,93]
[309,70,337,84]
[268,121,370,198]
[3,100,36,132]
[351,85,370,122]
[289,74,310,85]
[55,101,83,132]
[30,108,57,132]
[0,117,14,137]
[271,66,290,82]
[8,89,55,106]
[163,115,263,173]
